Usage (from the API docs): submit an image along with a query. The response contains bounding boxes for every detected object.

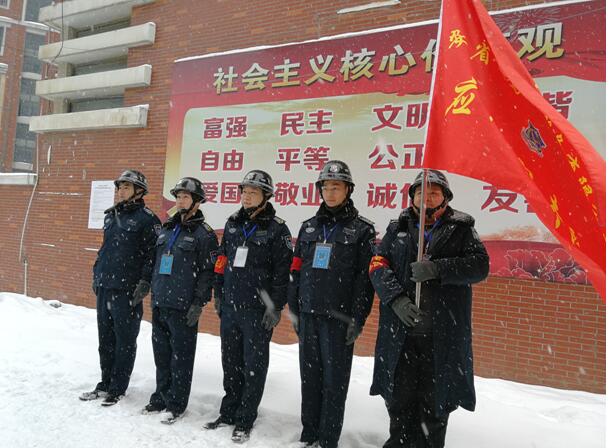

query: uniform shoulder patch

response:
[273,216,285,224]
[143,207,155,216]
[202,222,214,233]
[357,215,375,227]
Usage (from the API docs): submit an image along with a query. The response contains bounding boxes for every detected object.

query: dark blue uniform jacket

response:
[287,200,376,328]
[152,210,218,311]
[215,203,293,310]
[93,199,160,291]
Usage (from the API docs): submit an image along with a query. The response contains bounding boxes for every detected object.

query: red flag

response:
[423,0,606,299]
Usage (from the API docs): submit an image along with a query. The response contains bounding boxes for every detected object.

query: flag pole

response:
[415,0,445,308]
[415,169,428,308]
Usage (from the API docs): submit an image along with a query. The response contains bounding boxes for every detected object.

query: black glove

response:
[214,297,221,317]
[92,280,97,295]
[186,304,203,327]
[410,260,439,282]
[262,308,281,331]
[131,280,150,307]
[345,320,362,346]
[391,295,423,327]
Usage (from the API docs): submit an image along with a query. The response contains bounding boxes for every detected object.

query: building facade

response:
[0,0,54,175]
[0,0,604,393]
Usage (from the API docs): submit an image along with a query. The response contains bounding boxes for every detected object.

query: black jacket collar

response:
[164,209,205,231]
[107,198,145,214]
[230,202,277,229]
[398,206,473,230]
[315,199,358,225]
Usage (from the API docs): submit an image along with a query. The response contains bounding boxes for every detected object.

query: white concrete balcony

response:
[36,64,152,100]
[0,173,37,185]
[39,0,156,30]
[29,104,149,133]
[38,22,156,66]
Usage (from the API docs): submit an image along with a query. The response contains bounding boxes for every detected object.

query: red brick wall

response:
[0,0,604,394]
[473,277,604,392]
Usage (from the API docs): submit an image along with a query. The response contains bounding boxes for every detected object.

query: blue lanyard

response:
[416,220,441,247]
[322,224,338,243]
[166,224,181,253]
[241,224,258,246]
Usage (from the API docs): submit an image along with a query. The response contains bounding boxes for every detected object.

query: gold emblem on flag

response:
[470,41,490,65]
[549,195,563,229]
[445,78,478,116]
[448,29,468,48]
[521,121,546,157]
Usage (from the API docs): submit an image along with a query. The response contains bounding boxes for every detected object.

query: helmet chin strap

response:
[178,195,201,220]
[110,188,144,213]
[414,200,447,220]
[244,199,267,219]
[125,188,144,203]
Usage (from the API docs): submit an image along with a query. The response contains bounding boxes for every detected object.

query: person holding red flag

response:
[369,169,489,447]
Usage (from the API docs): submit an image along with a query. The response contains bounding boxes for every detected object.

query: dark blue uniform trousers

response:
[299,314,354,448]
[384,334,449,448]
[96,288,143,396]
[219,307,272,429]
[149,306,198,414]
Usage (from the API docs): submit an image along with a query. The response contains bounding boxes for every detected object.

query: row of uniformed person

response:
[80,162,489,448]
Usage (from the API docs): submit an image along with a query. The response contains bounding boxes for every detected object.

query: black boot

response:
[204,416,233,430]
[141,402,166,415]
[100,394,123,407]
[231,426,251,444]
[79,388,107,401]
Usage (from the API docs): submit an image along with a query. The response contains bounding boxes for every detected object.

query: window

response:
[0,26,5,56]
[0,70,6,125]
[73,57,127,76]
[75,19,131,38]
[22,32,45,74]
[13,123,36,170]
[18,78,40,117]
[24,0,52,22]
[0,0,9,9]
[70,96,123,113]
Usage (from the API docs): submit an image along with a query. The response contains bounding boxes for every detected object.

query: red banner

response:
[164,0,605,289]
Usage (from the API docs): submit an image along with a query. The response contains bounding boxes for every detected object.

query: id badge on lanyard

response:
[313,243,332,269]
[313,223,337,270]
[233,223,257,268]
[233,246,249,267]
[159,254,174,275]
[159,225,181,275]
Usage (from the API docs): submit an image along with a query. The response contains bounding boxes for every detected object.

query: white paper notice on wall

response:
[88,181,115,229]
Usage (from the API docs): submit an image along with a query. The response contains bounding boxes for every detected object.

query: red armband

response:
[214,255,228,274]
[369,255,390,274]
[290,256,303,272]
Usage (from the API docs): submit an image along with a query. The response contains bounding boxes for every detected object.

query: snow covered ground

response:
[0,292,604,448]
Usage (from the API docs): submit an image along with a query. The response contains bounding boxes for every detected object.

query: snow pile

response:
[0,292,604,447]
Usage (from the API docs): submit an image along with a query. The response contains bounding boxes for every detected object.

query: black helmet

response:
[170,177,206,203]
[239,170,274,197]
[316,160,354,191]
[114,169,148,194]
[408,169,453,202]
